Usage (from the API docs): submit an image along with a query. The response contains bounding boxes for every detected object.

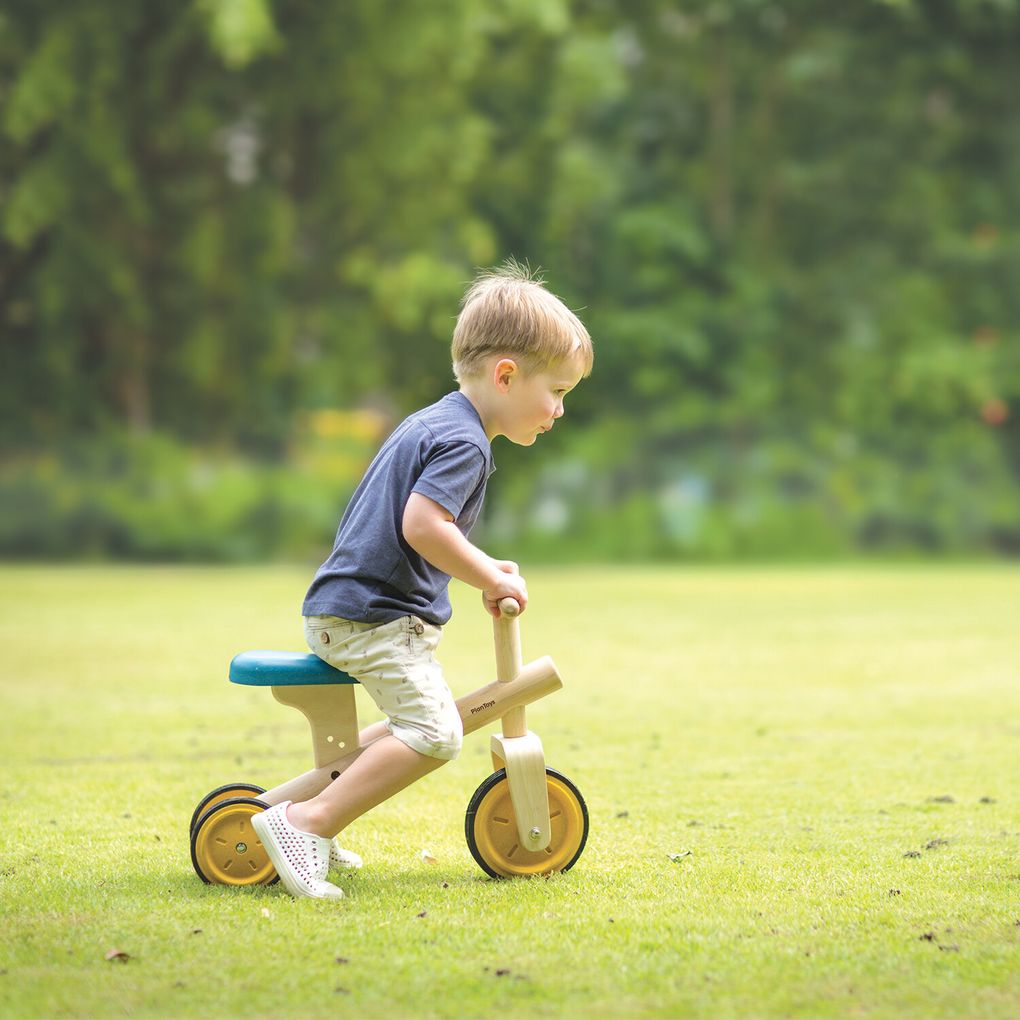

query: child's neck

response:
[458,383,498,442]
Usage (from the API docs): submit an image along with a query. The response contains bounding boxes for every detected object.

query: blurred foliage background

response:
[2,0,1018,562]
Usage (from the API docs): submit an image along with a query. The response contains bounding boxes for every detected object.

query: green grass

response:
[2,564,1019,1019]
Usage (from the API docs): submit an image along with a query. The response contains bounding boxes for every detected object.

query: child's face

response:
[501,353,587,446]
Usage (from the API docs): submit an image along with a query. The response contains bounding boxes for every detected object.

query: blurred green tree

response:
[1,0,1018,558]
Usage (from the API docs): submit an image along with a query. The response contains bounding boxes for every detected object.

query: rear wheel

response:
[191,797,278,886]
[465,768,588,879]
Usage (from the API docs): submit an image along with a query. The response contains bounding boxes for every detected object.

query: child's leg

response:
[356,719,390,746]
[287,734,445,837]
[290,614,463,839]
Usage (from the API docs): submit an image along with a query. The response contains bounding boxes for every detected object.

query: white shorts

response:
[303,614,463,761]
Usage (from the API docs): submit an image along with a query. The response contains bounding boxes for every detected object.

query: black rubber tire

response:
[189,782,266,836]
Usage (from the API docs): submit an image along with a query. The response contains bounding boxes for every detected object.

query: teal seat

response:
[229,650,358,687]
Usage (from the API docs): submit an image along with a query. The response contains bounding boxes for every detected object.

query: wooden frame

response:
[258,625,561,812]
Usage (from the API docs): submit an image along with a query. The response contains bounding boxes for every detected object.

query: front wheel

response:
[465,768,588,879]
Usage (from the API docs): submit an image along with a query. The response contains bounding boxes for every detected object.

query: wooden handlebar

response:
[494,597,525,737]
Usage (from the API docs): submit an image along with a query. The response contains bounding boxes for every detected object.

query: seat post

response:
[271,684,361,769]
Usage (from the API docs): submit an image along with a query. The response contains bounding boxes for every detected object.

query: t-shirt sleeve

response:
[412,442,488,521]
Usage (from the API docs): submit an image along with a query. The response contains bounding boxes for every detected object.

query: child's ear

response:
[493,358,518,392]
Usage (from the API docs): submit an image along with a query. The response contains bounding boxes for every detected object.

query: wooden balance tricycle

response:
[190,598,589,883]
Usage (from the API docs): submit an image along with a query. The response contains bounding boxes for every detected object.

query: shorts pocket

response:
[403,616,441,658]
[304,615,361,651]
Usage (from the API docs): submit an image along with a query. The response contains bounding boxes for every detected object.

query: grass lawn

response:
[1,563,1018,1019]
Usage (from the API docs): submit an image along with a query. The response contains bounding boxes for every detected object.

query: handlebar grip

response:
[497,597,521,618]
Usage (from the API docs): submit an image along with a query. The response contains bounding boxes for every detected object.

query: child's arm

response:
[402,492,528,616]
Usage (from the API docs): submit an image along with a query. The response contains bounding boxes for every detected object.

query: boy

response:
[252,261,592,899]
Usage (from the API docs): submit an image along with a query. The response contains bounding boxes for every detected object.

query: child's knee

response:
[391,704,463,761]
[422,703,464,761]
[432,707,464,761]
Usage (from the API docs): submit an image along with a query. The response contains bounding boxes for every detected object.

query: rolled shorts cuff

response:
[387,720,461,761]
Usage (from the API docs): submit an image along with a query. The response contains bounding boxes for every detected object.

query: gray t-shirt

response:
[302,391,495,626]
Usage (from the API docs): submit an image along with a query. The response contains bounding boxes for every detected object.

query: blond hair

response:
[451,259,593,381]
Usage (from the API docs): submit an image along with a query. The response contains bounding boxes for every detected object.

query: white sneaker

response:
[330,841,363,872]
[251,801,344,899]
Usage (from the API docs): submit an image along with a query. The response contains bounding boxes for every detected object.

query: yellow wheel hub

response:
[191,799,277,886]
